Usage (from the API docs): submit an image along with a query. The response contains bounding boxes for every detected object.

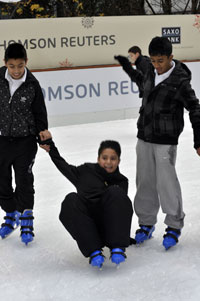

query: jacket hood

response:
[172,59,191,81]
[0,66,7,79]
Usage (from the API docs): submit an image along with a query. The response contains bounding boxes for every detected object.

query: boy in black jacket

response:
[116,45,150,97]
[128,46,150,77]
[115,37,200,250]
[0,43,49,245]
[41,137,133,268]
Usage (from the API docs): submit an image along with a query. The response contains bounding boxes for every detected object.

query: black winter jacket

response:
[49,142,128,203]
[135,55,151,77]
[0,66,48,137]
[125,59,200,148]
[115,55,150,97]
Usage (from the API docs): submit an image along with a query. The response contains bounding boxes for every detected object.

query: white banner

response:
[1,15,200,69]
[33,66,140,116]
[33,62,200,119]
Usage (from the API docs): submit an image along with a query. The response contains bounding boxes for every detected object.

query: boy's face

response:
[128,52,139,63]
[98,148,120,173]
[5,58,27,80]
[150,54,173,75]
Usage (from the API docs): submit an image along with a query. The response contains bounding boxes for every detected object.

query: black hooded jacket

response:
[122,59,200,148]
[115,54,150,97]
[48,142,128,203]
[0,66,48,137]
[135,55,151,77]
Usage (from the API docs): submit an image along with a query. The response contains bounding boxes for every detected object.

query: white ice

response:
[1,114,200,301]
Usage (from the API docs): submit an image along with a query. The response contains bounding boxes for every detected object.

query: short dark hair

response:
[4,43,27,62]
[128,46,142,55]
[98,140,121,158]
[148,36,172,57]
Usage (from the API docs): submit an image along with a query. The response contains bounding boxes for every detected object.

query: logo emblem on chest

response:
[20,96,27,102]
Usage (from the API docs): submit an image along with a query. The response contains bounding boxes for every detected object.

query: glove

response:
[114,55,130,66]
[114,55,133,75]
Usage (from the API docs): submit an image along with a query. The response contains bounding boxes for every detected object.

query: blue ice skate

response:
[134,225,155,244]
[0,211,20,239]
[89,250,105,268]
[20,210,34,245]
[110,248,126,265]
[163,227,181,250]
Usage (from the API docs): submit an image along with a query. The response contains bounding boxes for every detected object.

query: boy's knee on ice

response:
[102,185,133,214]
[59,192,81,222]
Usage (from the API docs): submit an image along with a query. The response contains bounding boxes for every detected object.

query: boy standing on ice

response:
[41,137,133,268]
[115,36,200,250]
[0,43,49,245]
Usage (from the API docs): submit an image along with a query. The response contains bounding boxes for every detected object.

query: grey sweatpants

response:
[134,139,185,229]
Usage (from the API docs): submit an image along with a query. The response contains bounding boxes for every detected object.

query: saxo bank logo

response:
[162,27,181,44]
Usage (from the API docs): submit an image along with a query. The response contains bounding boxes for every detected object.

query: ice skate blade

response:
[91,264,103,270]
[164,244,176,251]
[21,237,33,245]
[112,259,125,266]
[22,240,33,246]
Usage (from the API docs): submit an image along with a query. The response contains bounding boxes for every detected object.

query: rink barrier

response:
[31,60,200,73]
[31,61,200,128]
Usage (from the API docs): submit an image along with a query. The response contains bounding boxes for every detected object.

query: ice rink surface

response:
[1,115,200,301]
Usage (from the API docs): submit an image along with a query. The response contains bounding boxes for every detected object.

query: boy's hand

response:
[39,130,53,152]
[40,144,51,152]
[39,130,52,141]
[114,55,130,66]
[196,147,200,156]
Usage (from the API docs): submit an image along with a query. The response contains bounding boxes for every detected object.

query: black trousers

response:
[0,136,38,213]
[59,186,133,257]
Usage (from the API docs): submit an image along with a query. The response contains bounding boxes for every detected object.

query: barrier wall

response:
[1,15,200,69]
[33,61,200,127]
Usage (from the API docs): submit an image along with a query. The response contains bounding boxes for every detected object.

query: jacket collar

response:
[0,66,36,83]
[149,59,191,87]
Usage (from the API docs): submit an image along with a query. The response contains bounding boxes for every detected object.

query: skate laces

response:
[89,250,105,268]
[163,227,181,242]
[0,211,20,239]
[20,210,34,244]
[163,227,181,250]
[134,225,155,244]
[1,211,20,229]
[110,248,126,265]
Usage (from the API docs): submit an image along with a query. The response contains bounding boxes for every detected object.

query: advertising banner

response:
[33,66,140,117]
[33,62,200,120]
[0,15,200,69]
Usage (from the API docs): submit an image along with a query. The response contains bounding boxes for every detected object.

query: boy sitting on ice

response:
[41,134,133,268]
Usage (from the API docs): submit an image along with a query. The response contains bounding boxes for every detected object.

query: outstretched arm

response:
[39,131,79,186]
[114,55,144,86]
